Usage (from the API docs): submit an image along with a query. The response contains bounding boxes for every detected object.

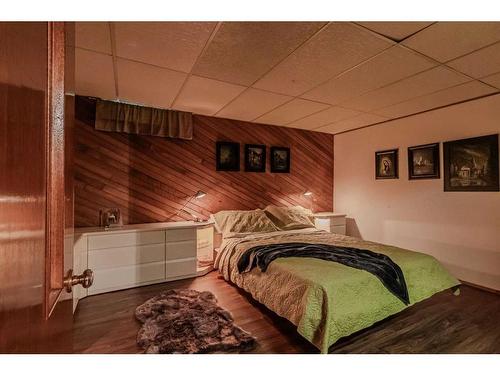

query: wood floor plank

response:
[73,271,500,354]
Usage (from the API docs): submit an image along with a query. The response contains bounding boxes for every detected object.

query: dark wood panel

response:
[73,272,500,354]
[74,97,334,227]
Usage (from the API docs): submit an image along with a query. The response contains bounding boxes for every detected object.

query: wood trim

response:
[45,22,66,318]
[74,97,334,227]
[460,280,500,295]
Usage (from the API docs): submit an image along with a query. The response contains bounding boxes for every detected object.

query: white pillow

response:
[211,209,279,236]
[264,205,315,230]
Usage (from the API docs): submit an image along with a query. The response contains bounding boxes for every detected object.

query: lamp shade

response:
[194,190,207,199]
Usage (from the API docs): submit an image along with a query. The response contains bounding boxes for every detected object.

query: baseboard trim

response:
[459,280,500,295]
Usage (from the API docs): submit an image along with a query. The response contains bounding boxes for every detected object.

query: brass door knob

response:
[63,269,94,292]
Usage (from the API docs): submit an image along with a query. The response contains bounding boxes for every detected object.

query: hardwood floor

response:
[73,271,500,354]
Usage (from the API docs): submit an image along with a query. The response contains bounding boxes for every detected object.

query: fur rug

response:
[135,289,256,354]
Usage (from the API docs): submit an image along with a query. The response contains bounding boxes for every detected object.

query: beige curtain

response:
[95,99,193,140]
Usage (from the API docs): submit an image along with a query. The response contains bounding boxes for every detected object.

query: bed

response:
[213,208,460,353]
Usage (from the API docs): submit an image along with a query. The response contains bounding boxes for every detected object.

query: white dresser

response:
[313,212,347,235]
[73,221,213,310]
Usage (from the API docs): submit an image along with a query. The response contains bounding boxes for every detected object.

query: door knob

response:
[63,269,94,292]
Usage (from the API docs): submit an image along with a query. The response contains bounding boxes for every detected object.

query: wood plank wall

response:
[74,97,333,227]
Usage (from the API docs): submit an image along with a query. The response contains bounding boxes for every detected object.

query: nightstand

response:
[313,212,347,235]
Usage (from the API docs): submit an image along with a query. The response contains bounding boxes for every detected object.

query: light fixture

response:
[304,191,313,197]
[194,190,207,199]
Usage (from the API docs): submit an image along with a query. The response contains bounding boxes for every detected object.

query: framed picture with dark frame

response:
[443,134,499,192]
[408,143,440,180]
[270,146,290,173]
[375,149,399,179]
[244,144,266,172]
[216,141,240,171]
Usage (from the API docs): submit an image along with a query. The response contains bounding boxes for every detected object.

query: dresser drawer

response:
[166,240,196,260]
[166,258,196,279]
[331,225,346,235]
[165,228,196,243]
[88,230,165,250]
[88,262,165,294]
[330,216,346,226]
[88,243,165,269]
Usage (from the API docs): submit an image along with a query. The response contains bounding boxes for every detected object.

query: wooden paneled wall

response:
[74,97,333,227]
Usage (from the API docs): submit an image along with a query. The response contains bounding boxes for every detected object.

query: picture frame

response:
[244,144,266,172]
[408,143,440,180]
[270,146,290,173]
[216,141,240,171]
[375,149,399,179]
[443,134,499,192]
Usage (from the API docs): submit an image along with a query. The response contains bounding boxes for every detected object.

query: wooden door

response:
[0,22,75,353]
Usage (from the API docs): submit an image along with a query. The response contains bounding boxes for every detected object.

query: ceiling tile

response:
[303,45,437,105]
[172,76,246,116]
[191,22,326,86]
[216,88,292,122]
[75,48,116,99]
[75,22,112,54]
[255,99,329,126]
[252,22,393,96]
[340,66,470,112]
[373,81,498,119]
[114,22,216,73]
[316,113,387,134]
[356,22,433,41]
[480,72,500,89]
[446,42,500,78]
[287,106,361,130]
[403,22,500,62]
[117,58,187,109]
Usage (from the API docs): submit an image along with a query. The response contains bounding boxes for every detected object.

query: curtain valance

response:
[95,99,193,140]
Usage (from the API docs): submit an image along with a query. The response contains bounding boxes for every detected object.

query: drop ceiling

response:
[73,21,500,135]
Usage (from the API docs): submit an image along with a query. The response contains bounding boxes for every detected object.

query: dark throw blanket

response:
[237,242,410,305]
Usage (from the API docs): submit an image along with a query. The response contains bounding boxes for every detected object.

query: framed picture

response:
[216,141,240,171]
[270,146,290,173]
[444,134,499,192]
[245,144,266,172]
[408,143,440,180]
[375,149,399,179]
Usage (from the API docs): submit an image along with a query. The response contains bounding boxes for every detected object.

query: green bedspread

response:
[215,229,460,353]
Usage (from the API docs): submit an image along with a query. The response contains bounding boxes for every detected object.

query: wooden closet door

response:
[0,22,74,353]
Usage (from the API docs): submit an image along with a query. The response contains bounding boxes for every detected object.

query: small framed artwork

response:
[245,144,266,172]
[270,146,290,173]
[444,134,499,192]
[216,141,240,171]
[408,143,440,180]
[375,149,399,179]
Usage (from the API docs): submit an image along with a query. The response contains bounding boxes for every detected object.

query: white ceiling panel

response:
[373,81,498,119]
[302,45,437,105]
[216,88,292,122]
[75,22,112,54]
[403,22,500,62]
[446,42,500,78]
[114,22,216,73]
[316,113,387,134]
[117,59,187,110]
[255,98,329,126]
[357,22,433,41]
[288,106,361,130]
[172,76,246,116]
[192,22,325,86]
[480,72,500,89]
[340,66,470,112]
[75,48,116,99]
[253,22,393,96]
